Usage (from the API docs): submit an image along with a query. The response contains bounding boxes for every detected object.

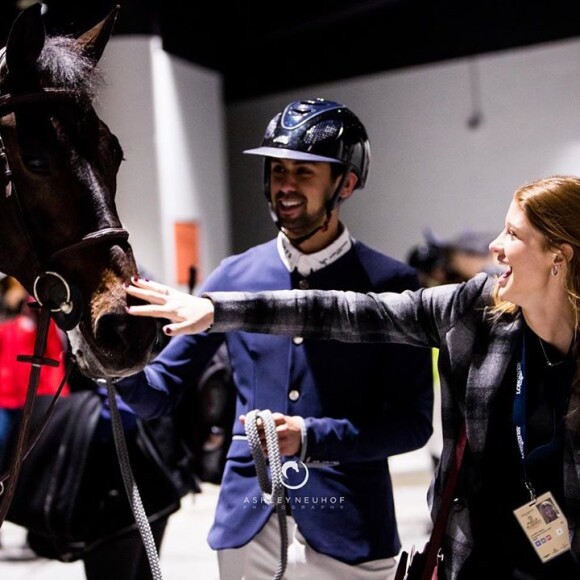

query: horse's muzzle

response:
[68,312,157,379]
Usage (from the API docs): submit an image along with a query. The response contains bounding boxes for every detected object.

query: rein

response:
[0,300,165,577]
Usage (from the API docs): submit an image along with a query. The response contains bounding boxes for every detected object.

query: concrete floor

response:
[0,449,433,580]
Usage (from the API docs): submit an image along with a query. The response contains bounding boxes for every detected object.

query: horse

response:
[0,4,157,379]
[0,4,167,550]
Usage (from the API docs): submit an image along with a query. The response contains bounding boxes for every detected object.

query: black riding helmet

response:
[244,98,370,201]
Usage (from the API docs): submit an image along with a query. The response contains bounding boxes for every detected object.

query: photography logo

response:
[281,460,310,490]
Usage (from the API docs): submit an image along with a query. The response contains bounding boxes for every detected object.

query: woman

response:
[124,175,580,579]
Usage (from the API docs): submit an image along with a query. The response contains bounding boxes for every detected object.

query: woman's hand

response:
[124,277,215,336]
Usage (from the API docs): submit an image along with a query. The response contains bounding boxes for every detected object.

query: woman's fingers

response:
[131,277,170,293]
[162,319,203,336]
[124,303,173,319]
[124,277,215,335]
[125,278,172,305]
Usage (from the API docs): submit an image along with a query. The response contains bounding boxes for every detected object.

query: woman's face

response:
[489,198,555,309]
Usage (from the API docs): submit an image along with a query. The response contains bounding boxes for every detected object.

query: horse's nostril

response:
[80,312,156,377]
[96,312,130,351]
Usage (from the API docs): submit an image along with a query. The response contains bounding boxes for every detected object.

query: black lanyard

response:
[513,333,568,503]
[513,337,536,502]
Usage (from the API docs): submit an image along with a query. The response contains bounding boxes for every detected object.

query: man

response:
[118,98,433,579]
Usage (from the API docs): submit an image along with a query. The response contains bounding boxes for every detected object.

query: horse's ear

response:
[76,5,120,66]
[4,4,46,90]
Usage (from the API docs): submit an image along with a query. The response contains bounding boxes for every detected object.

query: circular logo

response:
[281,460,310,489]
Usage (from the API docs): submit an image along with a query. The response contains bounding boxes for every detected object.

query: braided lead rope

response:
[245,409,288,580]
[104,379,164,580]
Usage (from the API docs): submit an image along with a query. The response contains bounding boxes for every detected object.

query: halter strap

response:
[0,89,77,118]
[0,48,77,118]
[49,227,130,263]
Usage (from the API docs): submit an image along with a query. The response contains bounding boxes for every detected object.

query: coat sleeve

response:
[206,273,496,465]
[206,272,491,349]
[115,331,224,419]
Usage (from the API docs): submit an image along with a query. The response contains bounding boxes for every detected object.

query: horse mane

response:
[0,34,102,106]
[36,36,103,105]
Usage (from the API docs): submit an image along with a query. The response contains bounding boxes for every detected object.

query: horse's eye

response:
[23,155,51,174]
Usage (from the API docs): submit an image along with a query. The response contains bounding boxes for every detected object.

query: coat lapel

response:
[465,310,523,453]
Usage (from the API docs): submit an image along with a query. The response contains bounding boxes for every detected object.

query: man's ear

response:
[338,171,358,201]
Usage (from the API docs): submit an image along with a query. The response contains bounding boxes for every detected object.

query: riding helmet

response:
[244,98,371,199]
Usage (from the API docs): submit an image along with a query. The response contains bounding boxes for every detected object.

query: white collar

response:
[277,226,353,276]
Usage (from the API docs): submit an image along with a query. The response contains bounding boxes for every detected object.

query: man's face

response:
[269,158,338,239]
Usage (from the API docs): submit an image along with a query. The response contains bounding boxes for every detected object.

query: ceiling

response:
[1,1,580,103]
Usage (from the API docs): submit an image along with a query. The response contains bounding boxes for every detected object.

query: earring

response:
[552,264,560,276]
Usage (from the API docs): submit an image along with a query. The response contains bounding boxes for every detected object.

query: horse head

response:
[0,5,157,378]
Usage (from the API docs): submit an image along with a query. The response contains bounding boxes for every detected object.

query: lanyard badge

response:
[512,337,571,562]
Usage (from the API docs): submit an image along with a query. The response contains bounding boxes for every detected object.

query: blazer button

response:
[292,336,304,345]
[288,389,300,402]
[298,279,309,290]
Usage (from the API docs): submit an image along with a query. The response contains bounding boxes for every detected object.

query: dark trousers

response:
[82,517,168,580]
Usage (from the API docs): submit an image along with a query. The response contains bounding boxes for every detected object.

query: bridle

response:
[0,86,129,325]
[0,47,129,320]
[0,83,128,526]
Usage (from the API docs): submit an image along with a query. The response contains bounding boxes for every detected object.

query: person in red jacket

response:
[0,278,69,467]
[0,277,69,559]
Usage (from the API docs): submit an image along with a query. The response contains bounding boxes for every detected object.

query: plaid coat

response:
[208,272,580,579]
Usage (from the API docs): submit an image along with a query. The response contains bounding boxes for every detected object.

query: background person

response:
[407,228,499,288]
[125,174,580,579]
[407,228,499,472]
[0,277,69,561]
[0,278,69,468]
[117,98,433,580]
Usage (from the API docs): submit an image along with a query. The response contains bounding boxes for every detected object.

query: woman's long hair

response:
[492,175,580,320]
[492,175,580,410]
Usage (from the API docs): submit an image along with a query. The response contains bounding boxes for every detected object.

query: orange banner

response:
[174,221,199,287]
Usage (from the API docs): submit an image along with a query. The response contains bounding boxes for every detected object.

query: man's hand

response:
[240,412,303,456]
[124,277,215,336]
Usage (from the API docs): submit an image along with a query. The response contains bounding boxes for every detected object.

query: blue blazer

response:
[118,239,433,564]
